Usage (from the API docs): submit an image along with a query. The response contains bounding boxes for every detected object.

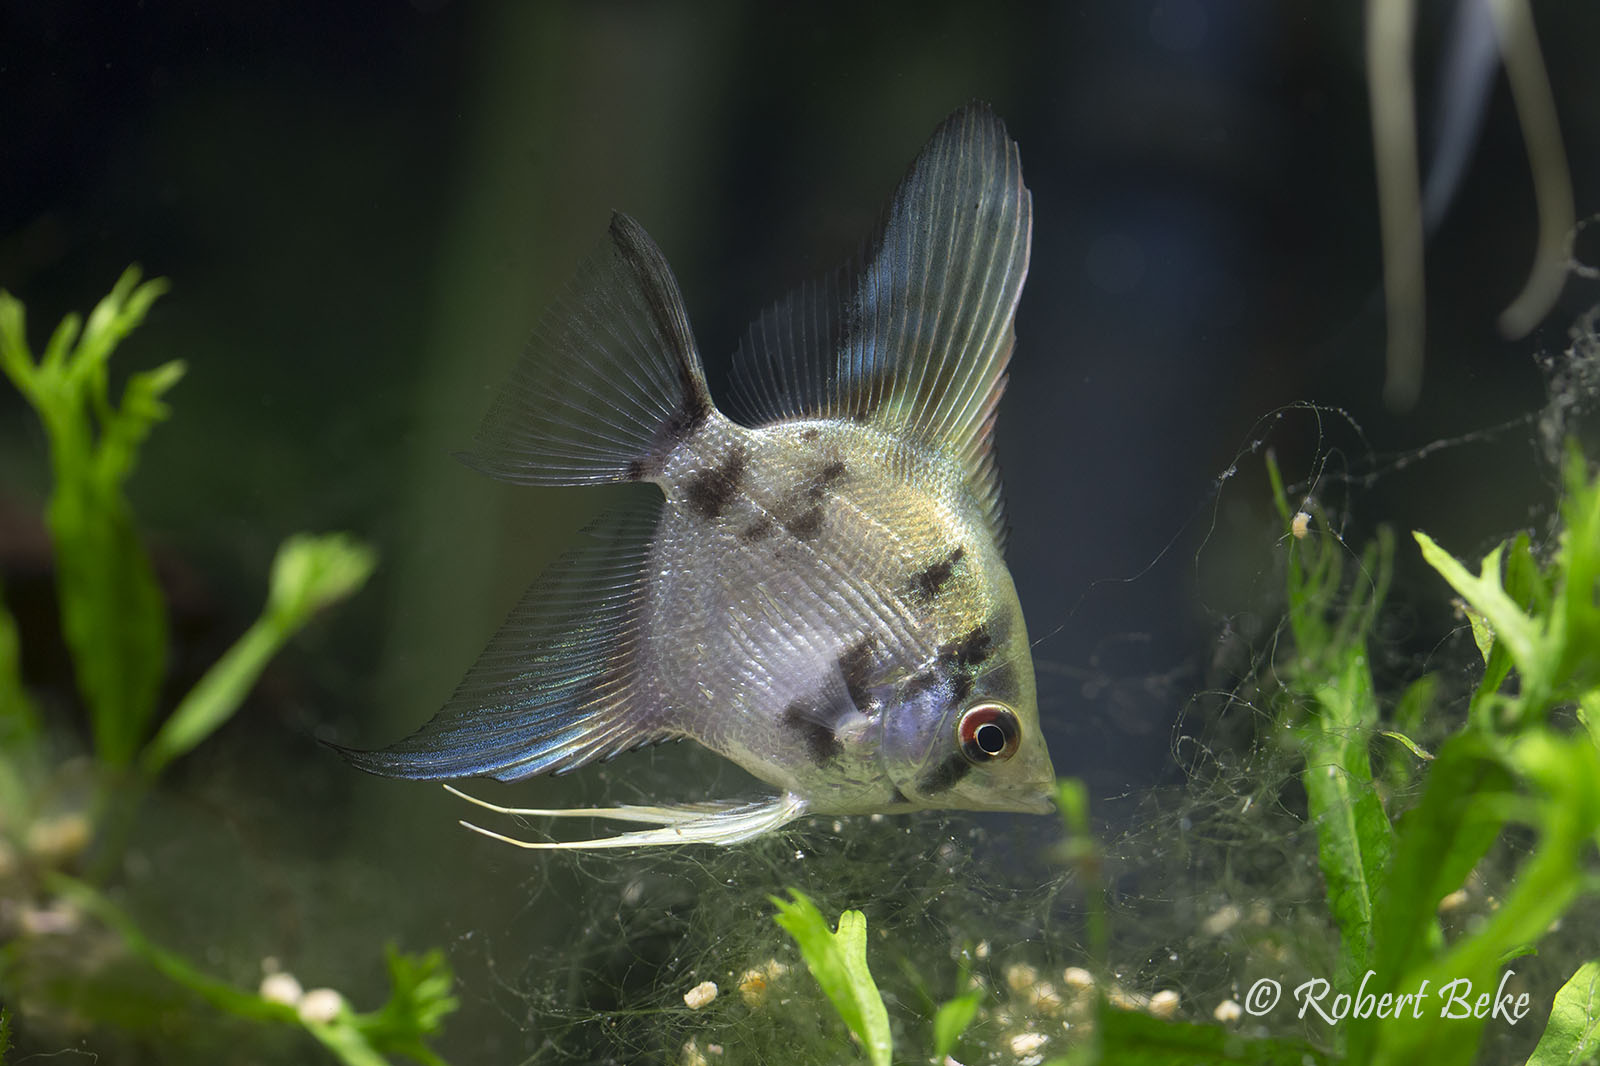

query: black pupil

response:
[974,721,1007,755]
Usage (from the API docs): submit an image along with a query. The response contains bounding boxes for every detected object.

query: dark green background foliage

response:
[5,4,1600,1064]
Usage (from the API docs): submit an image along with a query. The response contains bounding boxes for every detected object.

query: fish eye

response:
[957,702,1021,763]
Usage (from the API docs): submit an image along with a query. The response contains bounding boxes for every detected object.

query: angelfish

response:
[343,104,1056,847]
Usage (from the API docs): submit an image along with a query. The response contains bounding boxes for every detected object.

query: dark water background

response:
[4,3,1600,1062]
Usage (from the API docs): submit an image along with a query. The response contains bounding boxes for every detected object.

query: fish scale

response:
[340,103,1057,848]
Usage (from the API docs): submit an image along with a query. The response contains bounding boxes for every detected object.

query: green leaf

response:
[0,267,177,767]
[141,532,377,776]
[771,890,892,1066]
[931,989,982,1060]
[1345,734,1515,1063]
[52,495,169,766]
[1380,731,1433,761]
[1298,652,1394,985]
[264,533,378,630]
[1370,736,1515,979]
[1361,736,1600,1066]
[1278,514,1395,986]
[348,946,458,1066]
[1526,961,1600,1066]
[1578,690,1600,754]
[1555,449,1600,697]
[1462,600,1494,664]
[1415,535,1544,685]
[1054,778,1108,966]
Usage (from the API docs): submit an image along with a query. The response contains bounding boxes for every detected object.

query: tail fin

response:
[465,213,714,485]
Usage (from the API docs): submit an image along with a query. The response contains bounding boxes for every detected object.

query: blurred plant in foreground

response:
[0,269,456,1065]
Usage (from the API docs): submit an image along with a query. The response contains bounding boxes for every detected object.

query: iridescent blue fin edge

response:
[333,492,671,781]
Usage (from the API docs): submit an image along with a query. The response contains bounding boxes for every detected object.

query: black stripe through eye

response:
[914,753,971,795]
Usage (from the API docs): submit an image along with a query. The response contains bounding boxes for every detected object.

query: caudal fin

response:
[465,213,714,485]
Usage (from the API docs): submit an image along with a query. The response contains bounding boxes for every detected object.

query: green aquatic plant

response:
[50,875,457,1066]
[762,448,1600,1066]
[771,890,892,1066]
[0,268,378,793]
[1190,447,1600,1066]
[1345,446,1600,1066]
[768,785,1329,1066]
[0,270,452,1064]
[0,268,175,770]
[1526,961,1600,1065]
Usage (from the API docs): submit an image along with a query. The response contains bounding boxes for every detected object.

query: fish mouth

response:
[1017,790,1057,815]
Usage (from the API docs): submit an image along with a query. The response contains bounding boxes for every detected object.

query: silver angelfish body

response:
[343,104,1056,848]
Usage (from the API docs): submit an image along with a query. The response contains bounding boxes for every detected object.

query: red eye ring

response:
[957,703,1021,763]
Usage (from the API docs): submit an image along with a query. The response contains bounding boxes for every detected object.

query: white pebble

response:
[25,813,92,865]
[1201,903,1241,936]
[1062,966,1095,990]
[1009,1031,1048,1058]
[259,972,304,1006]
[297,988,345,1024]
[1148,989,1180,1018]
[1005,963,1039,992]
[684,980,718,1009]
[19,901,80,936]
[1214,999,1243,1023]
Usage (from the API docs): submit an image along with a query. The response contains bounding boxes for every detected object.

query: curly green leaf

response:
[771,890,892,1066]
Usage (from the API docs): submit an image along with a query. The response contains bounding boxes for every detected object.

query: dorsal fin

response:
[465,213,712,486]
[727,104,1032,543]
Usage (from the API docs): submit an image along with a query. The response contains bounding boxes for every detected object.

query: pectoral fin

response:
[447,785,809,849]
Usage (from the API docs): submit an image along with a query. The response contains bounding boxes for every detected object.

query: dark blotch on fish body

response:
[912,546,965,600]
[684,445,748,519]
[782,700,842,765]
[785,506,824,540]
[837,636,878,712]
[739,514,775,542]
[942,624,993,668]
[916,752,972,795]
[780,459,848,541]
